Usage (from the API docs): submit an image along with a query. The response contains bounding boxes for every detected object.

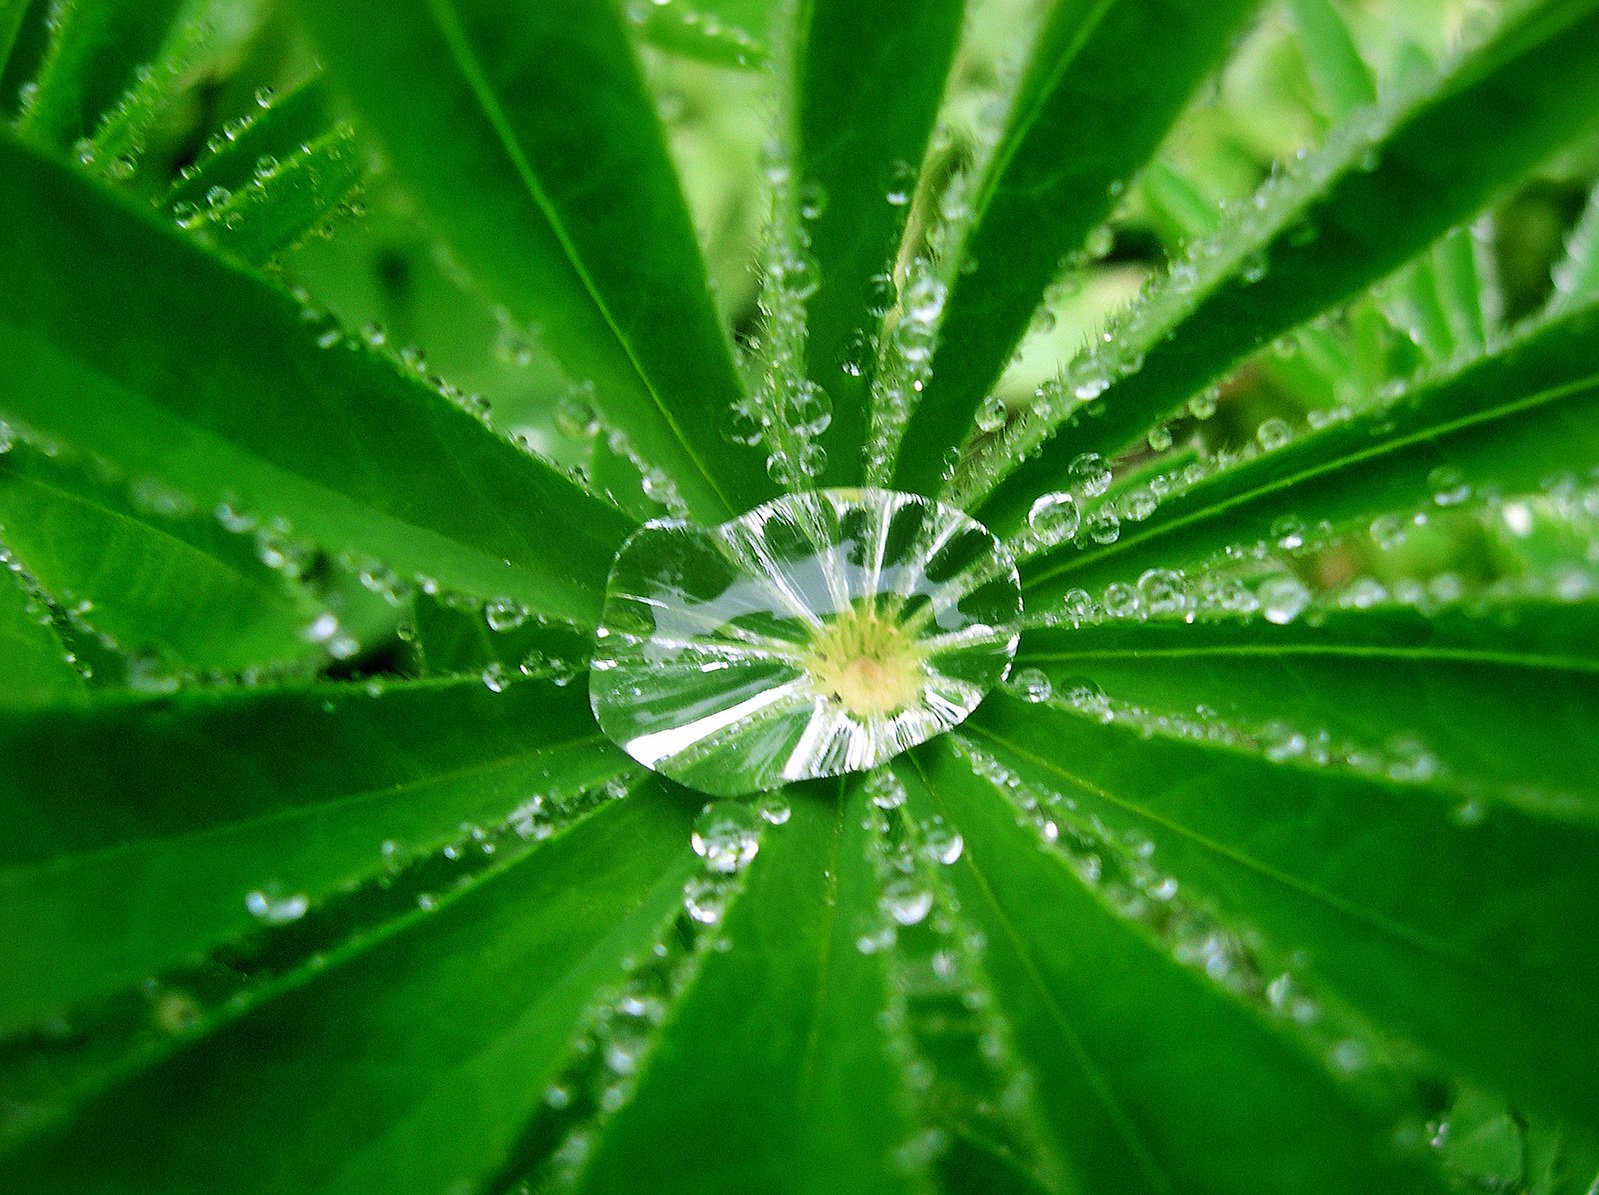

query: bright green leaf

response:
[0,676,629,1031]
[890,0,1265,496]
[297,0,770,522]
[0,128,632,627]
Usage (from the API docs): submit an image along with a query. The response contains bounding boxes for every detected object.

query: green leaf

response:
[179,124,366,265]
[575,781,926,1194]
[1287,0,1376,122]
[1551,183,1599,311]
[973,2,1599,533]
[0,127,631,627]
[888,0,1265,496]
[1017,605,1599,814]
[15,0,184,147]
[0,0,28,75]
[896,744,1452,1194]
[632,0,770,70]
[0,676,629,1031]
[0,558,82,704]
[789,0,964,488]
[166,76,366,266]
[0,441,322,672]
[961,672,1599,1129]
[297,0,769,522]
[166,76,339,212]
[1021,300,1599,603]
[2,788,697,1194]
[409,590,590,680]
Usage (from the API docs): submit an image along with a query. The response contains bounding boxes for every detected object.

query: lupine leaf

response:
[1021,300,1599,603]
[165,76,339,212]
[1,788,696,1194]
[791,0,964,488]
[0,128,632,627]
[1287,0,1376,122]
[889,0,1266,496]
[0,441,322,672]
[963,679,1599,1129]
[575,780,925,1194]
[297,0,771,522]
[632,0,770,69]
[182,124,366,265]
[0,676,628,1032]
[975,2,1599,534]
[897,745,1452,1194]
[0,558,82,704]
[0,0,28,74]
[15,0,184,146]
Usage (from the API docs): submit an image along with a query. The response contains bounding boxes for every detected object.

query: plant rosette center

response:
[589,487,1022,795]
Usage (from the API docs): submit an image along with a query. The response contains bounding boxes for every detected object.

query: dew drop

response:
[691,802,762,874]
[589,489,1021,795]
[245,887,308,925]
[1007,667,1051,703]
[1027,491,1080,541]
[1258,575,1310,624]
[1067,452,1112,497]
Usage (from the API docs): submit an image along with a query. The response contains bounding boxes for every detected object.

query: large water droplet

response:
[590,489,1022,795]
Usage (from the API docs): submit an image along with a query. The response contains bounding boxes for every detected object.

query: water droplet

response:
[1067,452,1112,497]
[485,597,530,632]
[589,489,1022,795]
[1256,418,1292,451]
[1084,506,1121,545]
[245,887,308,925]
[1027,491,1080,541]
[976,395,1008,433]
[1008,667,1051,703]
[798,181,828,220]
[880,877,933,926]
[884,159,916,206]
[1120,487,1157,522]
[1137,568,1186,616]
[1428,465,1471,507]
[1258,575,1310,624]
[865,271,898,317]
[691,802,761,873]
[720,404,763,448]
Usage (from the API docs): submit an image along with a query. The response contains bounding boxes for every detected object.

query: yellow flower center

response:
[801,605,925,717]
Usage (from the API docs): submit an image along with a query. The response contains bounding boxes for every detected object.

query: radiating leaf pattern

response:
[2,0,1597,1192]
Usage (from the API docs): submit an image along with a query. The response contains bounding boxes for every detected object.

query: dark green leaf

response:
[182,124,366,265]
[791,0,964,487]
[962,677,1599,1129]
[1018,606,1599,813]
[633,0,770,69]
[0,558,82,704]
[0,0,28,75]
[975,3,1599,533]
[2,788,697,1194]
[297,0,769,522]
[1021,301,1599,603]
[889,0,1265,496]
[166,76,342,212]
[15,0,184,144]
[0,128,631,627]
[575,781,926,1194]
[0,441,322,672]
[0,676,628,1031]
[897,744,1451,1194]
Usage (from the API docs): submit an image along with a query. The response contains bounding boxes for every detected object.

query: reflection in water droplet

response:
[590,489,1022,795]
